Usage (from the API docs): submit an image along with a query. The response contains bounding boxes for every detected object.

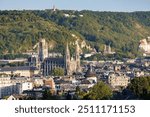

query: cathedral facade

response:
[38,39,81,76]
[65,41,81,75]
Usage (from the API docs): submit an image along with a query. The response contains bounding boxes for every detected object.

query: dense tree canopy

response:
[1,10,150,58]
[52,68,65,76]
[128,76,150,99]
[84,81,112,100]
[0,10,83,55]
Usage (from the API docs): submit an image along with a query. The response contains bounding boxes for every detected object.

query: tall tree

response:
[84,81,112,100]
[52,68,64,76]
[128,76,150,99]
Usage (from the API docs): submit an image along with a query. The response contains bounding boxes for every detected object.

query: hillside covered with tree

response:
[0,10,84,55]
[0,10,150,58]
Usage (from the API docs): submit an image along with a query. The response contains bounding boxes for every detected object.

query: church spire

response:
[75,41,81,72]
[65,42,71,75]
[66,42,70,62]
[108,43,111,53]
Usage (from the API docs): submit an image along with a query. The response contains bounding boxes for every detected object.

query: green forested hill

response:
[0,10,150,58]
[0,10,84,55]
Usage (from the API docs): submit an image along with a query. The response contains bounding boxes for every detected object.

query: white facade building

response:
[0,75,33,99]
[17,82,33,94]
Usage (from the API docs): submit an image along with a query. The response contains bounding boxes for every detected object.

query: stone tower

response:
[104,44,113,54]
[38,38,48,62]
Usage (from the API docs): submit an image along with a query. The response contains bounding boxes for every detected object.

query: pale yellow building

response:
[108,72,130,88]
[0,66,39,77]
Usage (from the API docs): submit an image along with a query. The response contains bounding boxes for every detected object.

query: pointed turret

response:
[65,42,71,75]
[104,44,107,53]
[108,43,111,53]
[75,41,81,72]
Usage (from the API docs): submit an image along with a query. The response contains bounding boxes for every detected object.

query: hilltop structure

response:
[52,5,56,12]
[103,44,115,55]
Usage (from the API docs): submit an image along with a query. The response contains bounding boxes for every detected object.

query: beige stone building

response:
[139,37,150,56]
[0,66,39,77]
[108,72,130,88]
[65,41,81,75]
[39,38,82,76]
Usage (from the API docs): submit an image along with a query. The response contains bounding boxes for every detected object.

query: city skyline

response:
[0,0,150,12]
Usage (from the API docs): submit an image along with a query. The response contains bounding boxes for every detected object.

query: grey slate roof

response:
[44,57,64,63]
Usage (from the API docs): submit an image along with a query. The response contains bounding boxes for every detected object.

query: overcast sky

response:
[1,0,150,12]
